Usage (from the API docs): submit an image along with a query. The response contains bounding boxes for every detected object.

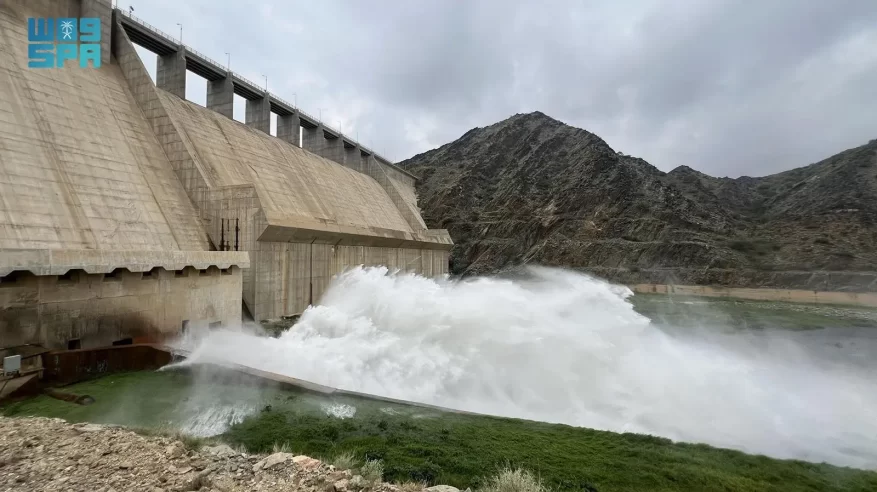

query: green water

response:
[631,294,877,331]
[1,369,433,435]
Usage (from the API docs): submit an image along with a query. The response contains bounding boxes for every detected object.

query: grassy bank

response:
[3,370,876,491]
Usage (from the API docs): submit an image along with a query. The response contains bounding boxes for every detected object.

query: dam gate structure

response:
[0,0,452,352]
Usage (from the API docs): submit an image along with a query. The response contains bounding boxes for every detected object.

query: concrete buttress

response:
[246,93,271,134]
[277,111,301,147]
[302,124,345,163]
[156,50,186,99]
[207,76,234,119]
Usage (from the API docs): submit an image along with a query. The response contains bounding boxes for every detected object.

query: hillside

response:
[399,112,877,291]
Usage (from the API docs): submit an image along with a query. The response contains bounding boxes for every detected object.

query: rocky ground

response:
[0,417,462,492]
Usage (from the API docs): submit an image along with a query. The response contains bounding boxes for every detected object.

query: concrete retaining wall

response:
[0,266,244,350]
[588,266,877,293]
[632,283,877,307]
[42,344,173,385]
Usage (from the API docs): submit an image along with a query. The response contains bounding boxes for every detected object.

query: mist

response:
[174,265,877,468]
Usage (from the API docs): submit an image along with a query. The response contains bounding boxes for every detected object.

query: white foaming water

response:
[180,266,877,468]
[321,403,357,419]
[178,403,256,437]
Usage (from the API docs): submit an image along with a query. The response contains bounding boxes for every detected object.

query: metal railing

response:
[184,45,226,73]
[234,73,263,91]
[115,8,394,164]
[118,9,180,46]
[270,94,294,110]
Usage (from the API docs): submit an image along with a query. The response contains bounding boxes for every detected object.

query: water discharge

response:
[179,266,877,468]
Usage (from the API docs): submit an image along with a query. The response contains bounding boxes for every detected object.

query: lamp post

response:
[176,23,182,44]
[291,93,297,109]
[262,74,267,92]
[225,52,230,71]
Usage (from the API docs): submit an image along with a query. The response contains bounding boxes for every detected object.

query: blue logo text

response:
[28,17,101,68]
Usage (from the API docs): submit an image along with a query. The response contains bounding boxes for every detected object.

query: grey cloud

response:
[123,0,877,176]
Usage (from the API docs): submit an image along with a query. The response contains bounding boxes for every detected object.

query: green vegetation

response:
[330,450,360,471]
[361,458,385,483]
[223,402,877,491]
[4,370,877,491]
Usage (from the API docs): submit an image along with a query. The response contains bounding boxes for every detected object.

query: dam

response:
[0,0,451,351]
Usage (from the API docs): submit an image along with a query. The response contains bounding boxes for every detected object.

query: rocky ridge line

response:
[399,112,877,289]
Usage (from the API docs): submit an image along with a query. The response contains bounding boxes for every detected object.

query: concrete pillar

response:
[81,0,112,67]
[344,144,364,173]
[156,50,186,99]
[277,111,301,147]
[207,76,234,119]
[245,93,271,134]
[321,135,345,164]
[301,125,322,151]
[302,124,344,164]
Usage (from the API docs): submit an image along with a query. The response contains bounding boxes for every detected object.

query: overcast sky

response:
[121,0,877,178]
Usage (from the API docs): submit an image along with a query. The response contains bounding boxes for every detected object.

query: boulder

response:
[253,452,295,472]
[202,444,237,459]
[427,486,461,492]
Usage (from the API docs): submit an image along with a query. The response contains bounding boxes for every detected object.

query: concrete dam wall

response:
[0,0,451,350]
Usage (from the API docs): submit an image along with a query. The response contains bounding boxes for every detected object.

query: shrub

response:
[331,451,359,471]
[480,467,548,492]
[271,441,291,454]
[362,458,385,483]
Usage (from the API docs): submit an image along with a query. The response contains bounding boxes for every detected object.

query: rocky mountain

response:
[399,112,877,291]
